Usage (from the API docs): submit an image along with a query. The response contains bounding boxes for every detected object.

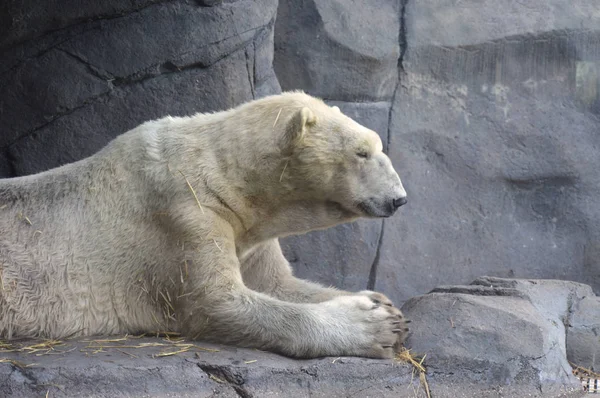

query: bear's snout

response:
[393,197,407,209]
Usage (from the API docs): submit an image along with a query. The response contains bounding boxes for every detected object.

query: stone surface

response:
[273,0,600,304]
[0,337,419,398]
[274,0,400,102]
[8,50,255,176]
[375,0,600,304]
[0,0,279,176]
[408,0,600,47]
[0,151,11,178]
[567,295,600,370]
[281,219,382,292]
[402,277,595,395]
[0,0,164,49]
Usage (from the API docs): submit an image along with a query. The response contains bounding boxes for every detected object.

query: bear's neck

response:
[237,200,359,251]
[156,111,359,247]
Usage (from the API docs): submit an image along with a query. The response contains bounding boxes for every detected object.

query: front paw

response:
[324,295,408,359]
[357,290,410,349]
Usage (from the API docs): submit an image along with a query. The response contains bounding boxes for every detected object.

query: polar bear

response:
[0,92,408,358]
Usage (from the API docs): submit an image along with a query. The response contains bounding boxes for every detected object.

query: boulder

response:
[402,276,596,396]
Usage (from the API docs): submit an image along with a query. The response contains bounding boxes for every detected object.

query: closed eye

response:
[357,151,369,158]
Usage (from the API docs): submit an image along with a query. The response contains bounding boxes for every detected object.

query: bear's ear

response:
[332,105,341,113]
[280,107,317,151]
[299,106,317,127]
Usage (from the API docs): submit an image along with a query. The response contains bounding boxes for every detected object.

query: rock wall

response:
[1,0,599,306]
[0,0,279,176]
[275,0,600,304]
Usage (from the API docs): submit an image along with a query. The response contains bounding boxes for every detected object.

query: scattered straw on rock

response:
[396,347,430,398]
[0,334,220,368]
[0,358,36,368]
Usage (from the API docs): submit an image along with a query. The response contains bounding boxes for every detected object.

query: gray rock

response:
[0,49,111,148]
[281,220,382,292]
[567,295,600,370]
[407,0,600,48]
[8,49,256,176]
[274,0,600,305]
[0,0,279,177]
[196,0,223,6]
[0,151,11,178]
[376,0,600,304]
[59,0,276,80]
[274,0,401,102]
[402,277,593,396]
[0,0,163,48]
[0,337,417,398]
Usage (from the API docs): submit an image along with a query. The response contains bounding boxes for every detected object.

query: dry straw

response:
[396,347,430,398]
[0,334,220,369]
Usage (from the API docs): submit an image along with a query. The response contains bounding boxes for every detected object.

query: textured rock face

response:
[0,338,418,398]
[567,295,600,370]
[0,0,279,176]
[274,0,400,102]
[375,0,600,304]
[401,277,597,396]
[274,0,600,305]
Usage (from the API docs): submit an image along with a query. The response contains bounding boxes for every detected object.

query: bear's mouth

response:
[357,200,395,218]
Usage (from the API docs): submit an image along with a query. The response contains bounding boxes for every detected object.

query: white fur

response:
[0,92,408,358]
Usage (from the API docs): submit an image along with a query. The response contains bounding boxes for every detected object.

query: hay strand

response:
[209,374,226,384]
[272,108,283,128]
[178,170,205,214]
[279,160,289,182]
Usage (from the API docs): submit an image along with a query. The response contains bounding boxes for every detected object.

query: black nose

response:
[393,197,407,208]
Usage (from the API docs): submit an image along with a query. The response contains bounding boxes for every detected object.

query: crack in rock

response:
[430,284,526,298]
[198,363,253,398]
[367,219,385,291]
[398,0,409,71]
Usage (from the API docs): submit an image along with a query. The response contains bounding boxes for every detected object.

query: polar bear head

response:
[275,93,407,221]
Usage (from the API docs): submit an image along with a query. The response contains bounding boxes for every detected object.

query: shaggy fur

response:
[0,92,408,358]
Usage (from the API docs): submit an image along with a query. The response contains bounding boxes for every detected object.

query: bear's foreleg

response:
[177,235,405,358]
[240,239,349,303]
[240,240,407,310]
